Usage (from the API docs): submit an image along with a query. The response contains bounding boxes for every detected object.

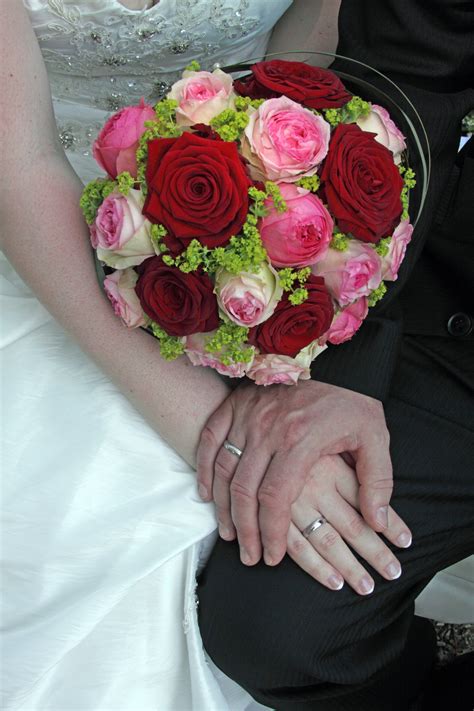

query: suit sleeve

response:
[311,0,474,401]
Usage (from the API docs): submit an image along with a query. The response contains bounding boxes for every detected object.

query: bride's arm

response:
[266,0,341,64]
[0,0,231,467]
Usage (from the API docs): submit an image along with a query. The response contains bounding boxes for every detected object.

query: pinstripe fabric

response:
[198,1,474,708]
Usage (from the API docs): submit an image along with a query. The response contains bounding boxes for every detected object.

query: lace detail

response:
[25,0,291,172]
[58,119,104,152]
[33,0,261,110]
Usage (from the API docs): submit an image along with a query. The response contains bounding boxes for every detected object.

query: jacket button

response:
[447,312,473,337]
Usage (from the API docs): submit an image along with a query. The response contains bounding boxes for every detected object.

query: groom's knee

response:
[197,539,370,691]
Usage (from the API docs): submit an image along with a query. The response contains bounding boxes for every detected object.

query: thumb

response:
[354,438,393,532]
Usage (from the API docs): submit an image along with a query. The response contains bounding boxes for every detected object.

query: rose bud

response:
[92,98,156,179]
[313,240,382,307]
[92,189,155,269]
[248,275,334,358]
[260,183,333,267]
[104,269,147,329]
[215,262,283,328]
[320,123,404,243]
[234,60,352,109]
[321,297,369,345]
[184,331,253,378]
[247,340,327,386]
[381,219,413,281]
[167,69,236,127]
[241,96,330,182]
[135,257,219,337]
[356,104,407,165]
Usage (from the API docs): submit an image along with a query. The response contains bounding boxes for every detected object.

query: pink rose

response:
[260,183,333,267]
[381,219,413,281]
[322,297,369,345]
[93,188,155,269]
[184,332,253,378]
[313,240,382,306]
[92,98,156,179]
[215,262,282,328]
[168,69,235,127]
[356,104,406,165]
[242,96,330,182]
[104,268,147,329]
[247,340,327,386]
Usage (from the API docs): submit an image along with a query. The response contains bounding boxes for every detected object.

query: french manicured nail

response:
[385,561,402,580]
[264,550,277,566]
[198,484,208,500]
[219,525,232,540]
[328,575,344,590]
[240,548,252,565]
[397,531,412,548]
[376,506,389,528]
[359,576,374,595]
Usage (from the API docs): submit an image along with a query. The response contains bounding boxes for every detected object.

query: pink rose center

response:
[296,221,319,244]
[268,113,322,162]
[185,82,217,101]
[227,293,263,323]
[99,200,124,247]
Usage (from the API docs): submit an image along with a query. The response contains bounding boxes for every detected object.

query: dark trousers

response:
[197,335,474,710]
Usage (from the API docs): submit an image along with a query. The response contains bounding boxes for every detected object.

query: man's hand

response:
[197,380,393,567]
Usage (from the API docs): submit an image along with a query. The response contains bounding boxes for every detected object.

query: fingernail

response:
[219,525,232,541]
[385,561,402,580]
[328,575,344,590]
[376,506,389,528]
[240,548,252,565]
[264,550,277,566]
[198,484,208,500]
[397,531,412,548]
[359,576,374,595]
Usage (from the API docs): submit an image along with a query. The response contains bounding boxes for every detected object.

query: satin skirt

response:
[0,252,262,710]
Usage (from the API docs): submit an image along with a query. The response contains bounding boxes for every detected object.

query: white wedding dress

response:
[0,1,292,709]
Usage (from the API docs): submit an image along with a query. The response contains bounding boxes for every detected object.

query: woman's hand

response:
[288,454,412,594]
[197,379,394,567]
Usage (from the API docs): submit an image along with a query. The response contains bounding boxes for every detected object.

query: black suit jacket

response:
[311,0,474,402]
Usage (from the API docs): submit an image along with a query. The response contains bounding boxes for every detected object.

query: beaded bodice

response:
[24,0,291,179]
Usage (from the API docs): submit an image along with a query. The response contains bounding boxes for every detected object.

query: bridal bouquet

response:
[81,59,415,385]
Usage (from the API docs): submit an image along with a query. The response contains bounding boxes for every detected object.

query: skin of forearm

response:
[266,0,341,64]
[0,156,231,467]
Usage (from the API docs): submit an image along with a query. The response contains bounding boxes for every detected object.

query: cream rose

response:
[168,69,236,127]
[93,189,156,269]
[215,262,283,328]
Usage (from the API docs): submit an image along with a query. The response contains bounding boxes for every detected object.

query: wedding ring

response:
[302,516,327,539]
[223,440,244,458]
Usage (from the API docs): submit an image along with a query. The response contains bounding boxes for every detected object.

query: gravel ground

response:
[432,621,474,665]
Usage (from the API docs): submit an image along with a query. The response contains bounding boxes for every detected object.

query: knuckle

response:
[236,525,255,542]
[214,458,235,484]
[229,479,254,502]
[319,529,340,550]
[285,421,307,448]
[345,515,365,540]
[288,537,307,556]
[375,549,395,568]
[257,484,285,509]
[200,425,218,449]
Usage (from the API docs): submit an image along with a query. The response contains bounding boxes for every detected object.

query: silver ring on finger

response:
[301,516,328,539]
[223,440,244,458]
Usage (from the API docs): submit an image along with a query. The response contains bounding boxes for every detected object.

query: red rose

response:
[249,275,334,357]
[143,132,251,254]
[135,256,219,336]
[320,124,404,243]
[234,60,352,110]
